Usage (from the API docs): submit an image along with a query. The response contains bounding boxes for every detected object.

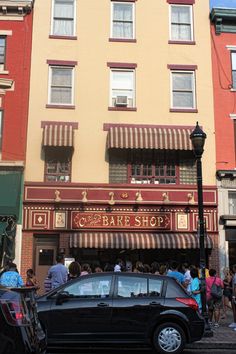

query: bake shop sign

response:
[72,212,171,230]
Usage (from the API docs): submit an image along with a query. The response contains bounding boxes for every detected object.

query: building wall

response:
[25,0,216,184]
[0,11,33,161]
[211,28,236,170]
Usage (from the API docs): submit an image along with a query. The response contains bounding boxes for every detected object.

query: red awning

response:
[41,121,78,147]
[69,232,213,249]
[107,126,193,150]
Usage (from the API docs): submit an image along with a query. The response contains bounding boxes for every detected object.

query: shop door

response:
[35,245,57,294]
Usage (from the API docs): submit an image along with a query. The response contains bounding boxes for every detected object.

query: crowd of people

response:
[1,256,236,331]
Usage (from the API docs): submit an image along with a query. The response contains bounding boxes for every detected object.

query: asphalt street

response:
[46,349,236,354]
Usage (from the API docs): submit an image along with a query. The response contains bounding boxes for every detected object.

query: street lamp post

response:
[190,122,213,337]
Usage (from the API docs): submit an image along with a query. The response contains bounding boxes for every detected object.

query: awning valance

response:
[41,121,78,147]
[69,232,213,249]
[107,126,193,150]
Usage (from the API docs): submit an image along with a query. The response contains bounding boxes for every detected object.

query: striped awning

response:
[69,232,213,249]
[107,126,193,150]
[41,121,78,147]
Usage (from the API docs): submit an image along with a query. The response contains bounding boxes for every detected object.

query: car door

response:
[111,274,151,342]
[47,274,114,343]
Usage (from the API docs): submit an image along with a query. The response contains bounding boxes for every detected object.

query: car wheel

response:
[153,322,186,354]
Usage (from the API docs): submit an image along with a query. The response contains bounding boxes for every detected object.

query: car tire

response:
[153,322,186,354]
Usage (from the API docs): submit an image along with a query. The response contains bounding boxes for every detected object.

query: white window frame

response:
[110,68,135,107]
[231,52,236,89]
[170,70,196,109]
[50,0,76,37]
[169,4,193,42]
[48,65,75,106]
[110,1,135,39]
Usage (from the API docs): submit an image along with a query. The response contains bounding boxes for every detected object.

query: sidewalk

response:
[187,310,236,349]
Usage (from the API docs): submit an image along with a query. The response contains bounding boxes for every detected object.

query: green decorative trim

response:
[210,8,236,34]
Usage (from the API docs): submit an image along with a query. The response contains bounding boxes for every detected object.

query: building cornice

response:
[0,0,34,17]
[216,170,236,179]
[210,7,236,34]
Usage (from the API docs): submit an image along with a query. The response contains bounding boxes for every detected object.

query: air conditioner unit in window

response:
[115,95,128,106]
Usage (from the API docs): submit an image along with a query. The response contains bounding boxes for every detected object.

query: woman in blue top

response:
[190,267,202,312]
[0,262,24,287]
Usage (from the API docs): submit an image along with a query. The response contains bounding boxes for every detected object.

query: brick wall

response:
[208,234,220,275]
[21,231,34,282]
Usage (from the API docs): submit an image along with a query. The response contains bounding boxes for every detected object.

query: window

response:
[110,69,135,107]
[0,111,3,153]
[109,149,197,185]
[231,52,236,89]
[51,0,75,36]
[0,36,6,70]
[229,192,236,215]
[62,275,112,298]
[48,66,74,105]
[111,2,134,39]
[170,5,193,41]
[171,71,196,109]
[44,147,72,182]
[117,276,163,298]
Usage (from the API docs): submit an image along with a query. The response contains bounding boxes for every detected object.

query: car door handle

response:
[149,301,160,306]
[97,302,109,307]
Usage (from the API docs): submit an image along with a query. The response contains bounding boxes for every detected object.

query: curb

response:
[186,342,236,349]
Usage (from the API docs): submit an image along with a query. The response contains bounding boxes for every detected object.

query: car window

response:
[62,276,112,299]
[117,276,147,298]
[149,278,163,297]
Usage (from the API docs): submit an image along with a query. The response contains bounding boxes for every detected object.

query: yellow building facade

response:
[23,0,217,288]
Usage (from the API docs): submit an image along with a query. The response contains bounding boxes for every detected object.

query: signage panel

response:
[71,212,171,230]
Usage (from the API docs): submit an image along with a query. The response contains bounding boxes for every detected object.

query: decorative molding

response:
[167,64,197,70]
[211,8,236,34]
[47,60,77,66]
[0,1,34,17]
[107,62,137,68]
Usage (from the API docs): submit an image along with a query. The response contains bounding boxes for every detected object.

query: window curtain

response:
[172,72,193,108]
[53,0,74,36]
[113,4,133,38]
[0,37,5,64]
[51,68,72,104]
[232,53,236,88]
[171,6,191,40]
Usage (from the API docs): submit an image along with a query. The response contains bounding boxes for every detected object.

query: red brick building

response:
[210,6,236,271]
[0,1,34,268]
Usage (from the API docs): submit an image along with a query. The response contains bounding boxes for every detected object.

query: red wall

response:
[211,24,236,170]
[0,12,33,161]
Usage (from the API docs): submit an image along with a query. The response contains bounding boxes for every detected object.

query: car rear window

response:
[165,278,188,298]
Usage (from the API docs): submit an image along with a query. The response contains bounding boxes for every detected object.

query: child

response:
[26,268,40,291]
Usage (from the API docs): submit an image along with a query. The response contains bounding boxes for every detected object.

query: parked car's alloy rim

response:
[158,327,182,352]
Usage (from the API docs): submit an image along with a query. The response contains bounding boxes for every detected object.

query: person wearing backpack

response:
[206,268,224,328]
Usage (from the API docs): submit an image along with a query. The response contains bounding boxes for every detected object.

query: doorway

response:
[35,235,58,294]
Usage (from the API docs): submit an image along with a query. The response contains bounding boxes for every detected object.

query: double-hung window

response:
[170,4,193,42]
[110,68,135,108]
[231,52,236,89]
[48,66,74,105]
[45,147,72,182]
[170,70,196,109]
[229,192,236,215]
[111,1,135,39]
[51,0,75,36]
[0,36,6,70]
[0,111,3,154]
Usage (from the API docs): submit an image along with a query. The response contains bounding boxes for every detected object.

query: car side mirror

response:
[56,291,70,305]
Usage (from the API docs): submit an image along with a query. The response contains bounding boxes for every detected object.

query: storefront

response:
[22,183,218,290]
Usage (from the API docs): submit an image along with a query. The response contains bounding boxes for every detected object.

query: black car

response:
[0,286,47,354]
[37,272,204,354]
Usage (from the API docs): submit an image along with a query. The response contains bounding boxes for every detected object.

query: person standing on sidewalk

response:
[206,268,224,328]
[48,254,68,289]
[229,264,236,330]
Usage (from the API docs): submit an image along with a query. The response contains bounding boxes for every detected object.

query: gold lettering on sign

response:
[72,212,171,230]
